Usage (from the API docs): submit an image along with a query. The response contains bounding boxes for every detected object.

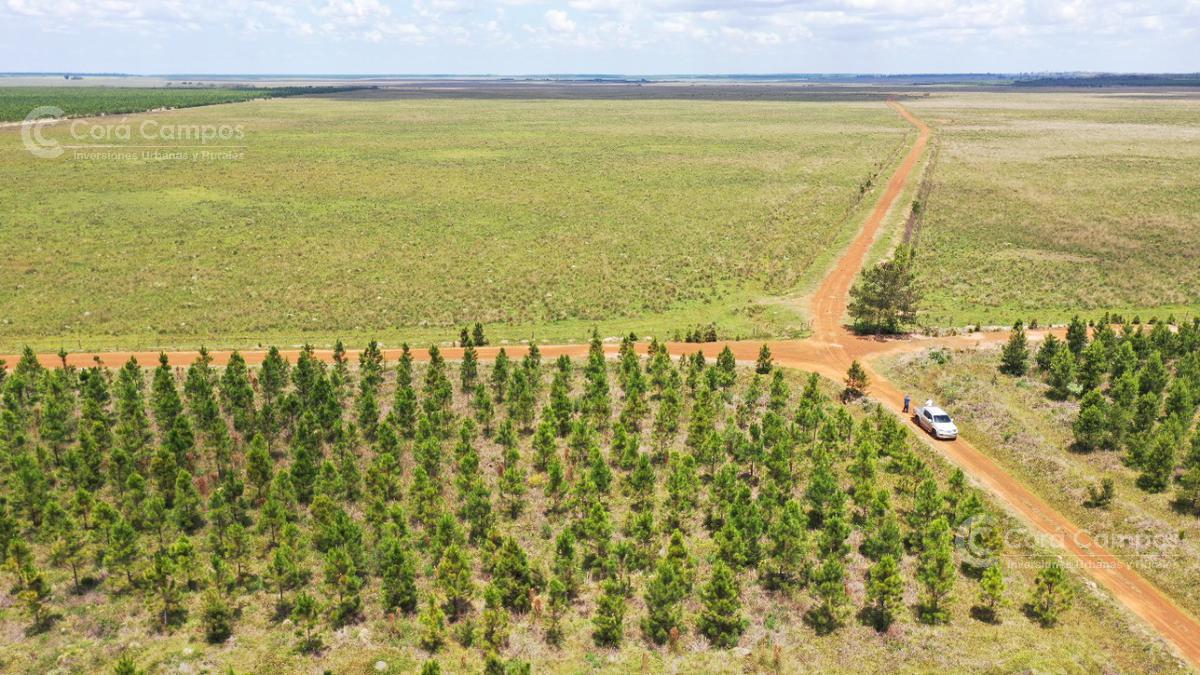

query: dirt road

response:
[3,101,1199,669]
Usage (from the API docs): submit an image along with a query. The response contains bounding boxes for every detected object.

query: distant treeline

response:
[0,85,371,123]
[1015,74,1200,88]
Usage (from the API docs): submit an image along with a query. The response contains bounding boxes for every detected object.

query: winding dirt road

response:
[4,101,1199,668]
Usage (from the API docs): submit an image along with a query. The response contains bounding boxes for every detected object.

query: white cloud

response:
[1,0,1198,69]
[544,8,577,32]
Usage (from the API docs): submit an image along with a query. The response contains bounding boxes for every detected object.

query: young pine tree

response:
[999,321,1029,376]
[865,554,904,631]
[591,578,626,647]
[201,588,234,643]
[755,344,773,374]
[916,517,955,624]
[491,537,535,613]
[1028,561,1073,627]
[806,555,849,635]
[292,591,323,653]
[843,360,869,400]
[641,559,684,645]
[545,577,569,647]
[379,532,419,615]
[416,596,447,653]
[436,544,475,622]
[697,560,748,648]
[975,564,1006,623]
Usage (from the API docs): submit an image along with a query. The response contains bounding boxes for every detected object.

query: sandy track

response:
[2,101,1198,669]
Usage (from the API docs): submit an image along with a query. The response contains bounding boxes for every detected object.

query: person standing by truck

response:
[903,393,911,413]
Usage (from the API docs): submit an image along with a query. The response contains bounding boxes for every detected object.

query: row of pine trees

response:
[999,317,1200,508]
[1,333,1071,672]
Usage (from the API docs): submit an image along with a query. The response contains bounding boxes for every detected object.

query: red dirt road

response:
[3,101,1199,668]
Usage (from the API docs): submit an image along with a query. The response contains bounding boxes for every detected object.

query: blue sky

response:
[2,0,1198,75]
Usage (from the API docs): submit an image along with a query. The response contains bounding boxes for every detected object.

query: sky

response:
[1,0,1198,75]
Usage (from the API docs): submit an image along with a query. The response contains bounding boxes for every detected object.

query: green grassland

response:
[880,345,1200,619]
[0,86,362,122]
[0,351,1182,673]
[0,92,911,352]
[906,92,1200,328]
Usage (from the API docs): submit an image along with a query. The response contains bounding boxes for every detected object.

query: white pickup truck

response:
[915,400,958,440]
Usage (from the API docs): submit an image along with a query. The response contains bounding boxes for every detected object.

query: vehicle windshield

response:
[934,415,952,423]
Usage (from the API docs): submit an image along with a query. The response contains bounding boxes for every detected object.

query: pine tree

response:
[1177,466,1200,514]
[1137,432,1175,492]
[492,349,511,402]
[1028,561,1073,627]
[1046,343,1076,400]
[106,517,139,587]
[755,344,773,374]
[975,564,1006,623]
[201,588,233,643]
[355,387,380,439]
[152,353,183,436]
[173,469,204,533]
[114,357,152,459]
[1066,316,1088,356]
[267,543,304,608]
[545,576,568,647]
[806,554,849,634]
[581,331,612,427]
[461,345,479,392]
[49,515,88,589]
[761,499,809,590]
[472,383,495,437]
[183,350,220,432]
[551,529,582,600]
[1078,339,1110,392]
[843,360,869,400]
[479,584,511,652]
[492,537,535,613]
[243,433,273,504]
[916,517,955,624]
[39,369,76,463]
[847,244,921,333]
[436,543,475,621]
[697,560,747,647]
[169,535,201,590]
[1035,333,1063,371]
[999,321,1029,376]
[641,559,684,645]
[292,591,323,653]
[393,379,418,439]
[289,416,322,504]
[219,351,256,433]
[1139,351,1169,397]
[323,545,363,627]
[714,346,736,389]
[865,554,903,631]
[1072,390,1109,452]
[591,578,626,647]
[473,322,488,347]
[13,561,52,629]
[498,442,528,519]
[377,532,418,615]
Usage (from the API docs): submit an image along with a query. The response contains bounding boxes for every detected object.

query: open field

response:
[905,92,1200,328]
[0,347,1182,673]
[879,344,1200,619]
[0,90,911,352]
